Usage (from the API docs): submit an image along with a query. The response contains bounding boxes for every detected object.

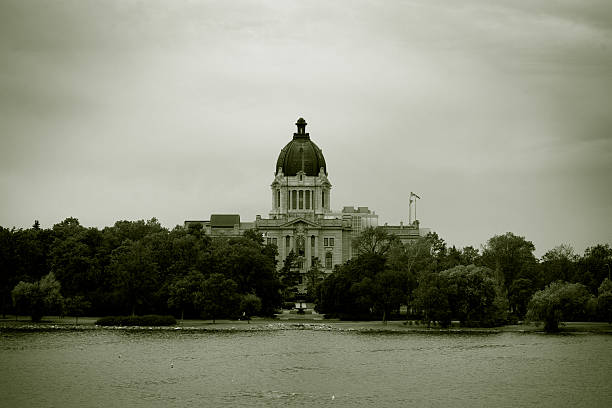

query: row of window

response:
[279,236,334,248]
[274,190,327,210]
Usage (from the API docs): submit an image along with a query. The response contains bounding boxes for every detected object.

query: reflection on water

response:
[1,329,611,407]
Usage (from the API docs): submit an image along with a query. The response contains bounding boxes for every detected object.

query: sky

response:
[1,0,611,257]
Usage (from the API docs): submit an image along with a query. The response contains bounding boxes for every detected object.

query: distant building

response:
[185,118,429,293]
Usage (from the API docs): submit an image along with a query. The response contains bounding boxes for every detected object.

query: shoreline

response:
[1,316,611,334]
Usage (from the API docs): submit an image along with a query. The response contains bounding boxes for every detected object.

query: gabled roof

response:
[278,217,320,228]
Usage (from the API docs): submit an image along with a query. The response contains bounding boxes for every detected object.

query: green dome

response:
[276,118,327,176]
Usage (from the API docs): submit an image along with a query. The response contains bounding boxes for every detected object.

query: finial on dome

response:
[296,117,307,135]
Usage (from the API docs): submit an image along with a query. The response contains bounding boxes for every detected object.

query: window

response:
[305,190,311,209]
[299,190,304,209]
[325,252,333,269]
[311,235,315,249]
[267,237,277,246]
[286,236,291,250]
[324,237,334,247]
[322,191,325,208]
[277,190,280,208]
[291,190,297,209]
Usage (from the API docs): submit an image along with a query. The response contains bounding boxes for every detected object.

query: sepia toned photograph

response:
[1,1,611,406]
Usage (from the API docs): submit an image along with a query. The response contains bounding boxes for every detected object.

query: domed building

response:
[185,118,427,293]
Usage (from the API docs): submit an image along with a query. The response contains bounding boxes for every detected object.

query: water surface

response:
[1,328,610,407]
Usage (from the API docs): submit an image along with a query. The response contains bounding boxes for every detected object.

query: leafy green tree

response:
[242,229,264,245]
[109,218,164,242]
[11,272,63,322]
[305,258,325,302]
[577,244,612,293]
[526,281,590,332]
[539,244,578,286]
[480,232,538,291]
[186,222,204,238]
[413,273,452,327]
[0,226,17,318]
[412,265,507,327]
[509,278,536,318]
[352,226,398,257]
[597,278,612,323]
[49,229,99,298]
[240,294,262,323]
[442,265,507,326]
[167,270,204,322]
[196,273,240,323]
[403,232,447,275]
[221,236,281,315]
[372,269,409,323]
[109,240,159,316]
[461,246,480,265]
[279,250,300,300]
[64,295,91,324]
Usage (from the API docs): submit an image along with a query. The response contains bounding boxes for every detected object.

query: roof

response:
[276,118,326,176]
[210,214,240,228]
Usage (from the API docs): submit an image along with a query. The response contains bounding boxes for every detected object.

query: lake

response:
[1,326,611,407]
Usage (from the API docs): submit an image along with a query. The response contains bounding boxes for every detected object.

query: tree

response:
[509,278,535,318]
[413,265,507,327]
[109,240,159,316]
[64,295,91,324]
[305,258,325,302]
[352,227,398,257]
[539,244,578,286]
[196,273,240,323]
[597,278,612,324]
[441,265,507,327]
[577,244,612,293]
[242,229,264,246]
[11,272,63,322]
[240,294,262,323]
[372,269,408,323]
[481,232,537,291]
[403,232,447,275]
[413,272,452,327]
[461,246,480,265]
[526,281,590,332]
[167,270,204,322]
[279,250,300,300]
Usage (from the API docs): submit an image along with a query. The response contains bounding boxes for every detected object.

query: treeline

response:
[1,218,611,329]
[1,218,282,321]
[315,228,612,328]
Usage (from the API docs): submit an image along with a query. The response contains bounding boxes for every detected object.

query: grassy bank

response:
[2,315,611,334]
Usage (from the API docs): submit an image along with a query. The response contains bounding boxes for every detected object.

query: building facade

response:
[185,118,428,293]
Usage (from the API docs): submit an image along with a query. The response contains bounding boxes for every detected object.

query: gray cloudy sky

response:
[1,0,611,256]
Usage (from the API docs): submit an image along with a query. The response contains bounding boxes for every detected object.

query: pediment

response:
[279,217,320,228]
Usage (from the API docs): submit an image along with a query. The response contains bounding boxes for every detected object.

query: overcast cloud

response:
[1,0,611,256]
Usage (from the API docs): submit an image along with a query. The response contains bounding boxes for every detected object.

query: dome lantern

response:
[295,117,308,137]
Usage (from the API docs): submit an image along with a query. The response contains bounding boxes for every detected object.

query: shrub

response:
[95,315,177,326]
[526,281,590,332]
